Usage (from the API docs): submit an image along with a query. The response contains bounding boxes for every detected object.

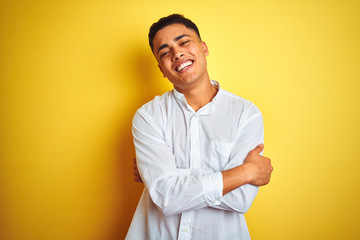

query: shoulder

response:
[135,90,172,114]
[218,88,262,116]
[215,88,263,133]
[132,90,174,128]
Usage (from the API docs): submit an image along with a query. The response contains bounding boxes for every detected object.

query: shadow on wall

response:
[105,45,169,239]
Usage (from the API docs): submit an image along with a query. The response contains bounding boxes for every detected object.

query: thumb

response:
[252,144,264,154]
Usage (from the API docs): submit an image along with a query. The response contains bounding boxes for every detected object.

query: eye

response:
[180,40,190,46]
[160,51,169,58]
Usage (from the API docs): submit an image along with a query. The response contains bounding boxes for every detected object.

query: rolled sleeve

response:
[202,172,223,206]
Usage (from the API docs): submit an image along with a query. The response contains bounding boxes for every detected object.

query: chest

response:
[164,111,239,171]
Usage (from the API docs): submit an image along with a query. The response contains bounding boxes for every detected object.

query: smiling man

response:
[126,14,273,240]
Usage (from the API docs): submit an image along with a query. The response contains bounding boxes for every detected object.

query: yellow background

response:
[1,0,359,239]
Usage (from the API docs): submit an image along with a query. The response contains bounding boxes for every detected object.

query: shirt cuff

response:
[202,172,223,206]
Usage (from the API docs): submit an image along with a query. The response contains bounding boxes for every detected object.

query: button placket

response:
[190,115,201,169]
[178,114,200,239]
[178,211,195,240]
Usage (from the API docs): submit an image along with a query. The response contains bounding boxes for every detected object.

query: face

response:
[152,24,209,91]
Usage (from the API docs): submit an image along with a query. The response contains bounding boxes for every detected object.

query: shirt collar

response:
[172,80,221,115]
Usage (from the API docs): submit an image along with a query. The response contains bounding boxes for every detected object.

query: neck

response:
[175,79,218,112]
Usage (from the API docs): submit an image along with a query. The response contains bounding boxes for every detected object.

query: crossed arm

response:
[131,106,273,215]
[133,144,273,195]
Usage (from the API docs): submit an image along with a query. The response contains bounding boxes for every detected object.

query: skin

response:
[152,24,217,111]
[134,23,273,195]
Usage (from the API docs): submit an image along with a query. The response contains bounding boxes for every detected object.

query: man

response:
[126,14,273,240]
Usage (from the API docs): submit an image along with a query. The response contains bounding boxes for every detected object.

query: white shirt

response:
[126,81,264,240]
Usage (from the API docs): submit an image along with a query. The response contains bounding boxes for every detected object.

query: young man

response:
[126,14,273,240]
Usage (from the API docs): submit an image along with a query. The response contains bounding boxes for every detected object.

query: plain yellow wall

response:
[1,0,359,239]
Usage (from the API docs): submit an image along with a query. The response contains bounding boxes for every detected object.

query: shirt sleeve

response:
[132,108,223,216]
[211,102,263,213]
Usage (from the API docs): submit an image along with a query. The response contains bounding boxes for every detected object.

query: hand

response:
[133,158,143,183]
[243,144,273,186]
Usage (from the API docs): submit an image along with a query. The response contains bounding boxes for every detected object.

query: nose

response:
[172,47,184,61]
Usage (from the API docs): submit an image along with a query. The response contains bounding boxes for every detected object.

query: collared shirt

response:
[126,81,264,240]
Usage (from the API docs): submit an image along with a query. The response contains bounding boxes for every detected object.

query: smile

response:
[176,60,193,72]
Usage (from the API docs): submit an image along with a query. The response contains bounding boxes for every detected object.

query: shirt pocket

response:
[209,141,234,171]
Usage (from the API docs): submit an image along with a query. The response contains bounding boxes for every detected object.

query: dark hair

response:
[148,14,201,52]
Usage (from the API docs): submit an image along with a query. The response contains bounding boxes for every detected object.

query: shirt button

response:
[182,228,188,232]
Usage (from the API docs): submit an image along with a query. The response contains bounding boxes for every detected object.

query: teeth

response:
[177,61,192,71]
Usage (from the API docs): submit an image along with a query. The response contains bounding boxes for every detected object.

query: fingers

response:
[243,144,273,186]
[133,169,143,183]
[134,174,143,183]
[263,158,273,185]
[132,158,137,169]
[251,144,264,155]
[132,158,143,183]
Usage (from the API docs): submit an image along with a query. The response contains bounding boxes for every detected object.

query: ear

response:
[200,41,209,56]
[158,64,166,78]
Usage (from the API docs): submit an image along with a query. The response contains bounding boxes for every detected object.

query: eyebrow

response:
[157,34,191,54]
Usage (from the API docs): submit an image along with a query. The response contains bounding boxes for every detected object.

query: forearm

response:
[211,183,258,213]
[222,164,250,195]
[214,144,272,213]
[145,169,223,216]
[222,147,272,196]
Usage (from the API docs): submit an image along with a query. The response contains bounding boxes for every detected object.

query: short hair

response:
[148,14,201,52]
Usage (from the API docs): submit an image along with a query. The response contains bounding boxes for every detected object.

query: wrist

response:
[238,163,252,185]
